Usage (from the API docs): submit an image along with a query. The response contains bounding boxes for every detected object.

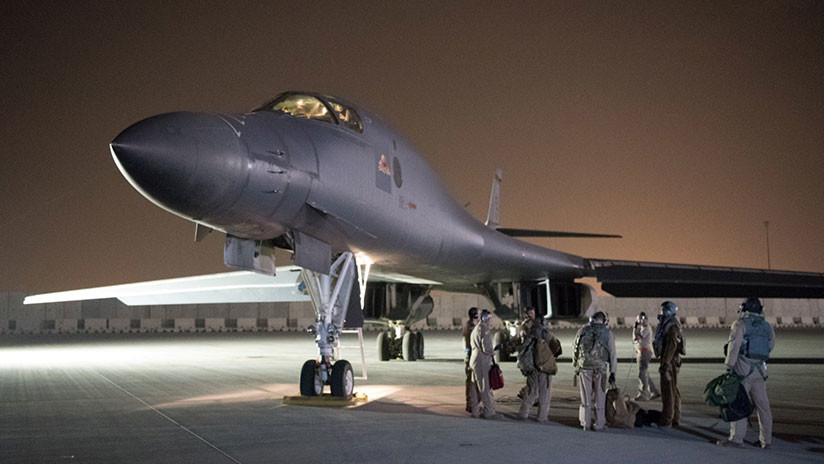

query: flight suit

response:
[633,322,659,400]
[573,323,617,430]
[724,315,775,447]
[658,319,683,426]
[470,320,497,418]
[518,320,562,422]
[462,318,479,413]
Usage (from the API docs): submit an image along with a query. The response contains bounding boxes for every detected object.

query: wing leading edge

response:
[586,259,824,298]
[24,266,310,306]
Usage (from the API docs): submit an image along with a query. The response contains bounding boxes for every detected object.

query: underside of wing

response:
[24,266,310,306]
[498,228,622,239]
[585,259,824,298]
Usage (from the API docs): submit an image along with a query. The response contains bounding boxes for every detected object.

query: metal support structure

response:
[544,278,553,319]
[335,328,367,380]
[301,252,356,360]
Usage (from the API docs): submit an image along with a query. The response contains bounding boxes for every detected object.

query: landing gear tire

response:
[402,331,417,361]
[377,331,391,361]
[300,359,323,396]
[493,331,509,363]
[330,360,354,397]
[415,331,425,360]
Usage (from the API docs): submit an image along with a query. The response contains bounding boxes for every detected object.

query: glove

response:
[608,373,616,384]
[493,344,502,351]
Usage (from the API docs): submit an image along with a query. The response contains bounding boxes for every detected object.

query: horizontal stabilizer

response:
[586,259,824,298]
[24,266,310,306]
[498,228,622,239]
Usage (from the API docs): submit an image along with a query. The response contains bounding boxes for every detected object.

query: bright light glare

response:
[0,343,199,369]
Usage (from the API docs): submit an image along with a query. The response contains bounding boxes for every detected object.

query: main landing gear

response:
[299,252,358,397]
[376,325,424,361]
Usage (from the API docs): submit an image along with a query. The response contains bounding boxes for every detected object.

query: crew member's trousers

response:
[730,370,772,447]
[637,350,659,398]
[465,362,479,412]
[578,370,606,430]
[519,372,553,422]
[659,363,680,426]
[471,362,496,416]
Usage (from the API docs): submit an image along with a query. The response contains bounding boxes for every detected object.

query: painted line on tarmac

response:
[94,371,244,464]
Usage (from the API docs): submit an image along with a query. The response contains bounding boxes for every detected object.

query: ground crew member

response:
[633,312,659,401]
[518,307,562,423]
[470,309,499,419]
[572,311,617,431]
[462,307,480,414]
[717,297,775,449]
[654,301,684,427]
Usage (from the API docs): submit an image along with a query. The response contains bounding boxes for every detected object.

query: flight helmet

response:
[660,301,678,318]
[590,311,608,324]
[468,307,479,319]
[739,297,763,314]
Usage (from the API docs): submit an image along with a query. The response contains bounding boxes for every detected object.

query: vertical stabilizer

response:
[485,169,502,228]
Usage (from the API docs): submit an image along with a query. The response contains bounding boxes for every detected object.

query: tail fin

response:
[485,169,502,228]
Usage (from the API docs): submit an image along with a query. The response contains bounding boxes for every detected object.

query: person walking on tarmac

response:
[572,311,617,431]
[518,307,562,423]
[653,301,685,427]
[633,312,660,401]
[470,309,499,419]
[462,307,480,414]
[717,297,775,449]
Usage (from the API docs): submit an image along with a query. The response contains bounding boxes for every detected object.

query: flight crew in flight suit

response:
[654,301,684,427]
[632,312,660,401]
[572,311,617,431]
[717,297,775,449]
[518,307,562,423]
[470,309,499,419]
[462,307,480,414]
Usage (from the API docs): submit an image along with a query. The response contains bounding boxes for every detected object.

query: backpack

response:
[703,373,743,406]
[742,316,772,361]
[517,338,537,375]
[534,338,557,375]
[576,324,609,371]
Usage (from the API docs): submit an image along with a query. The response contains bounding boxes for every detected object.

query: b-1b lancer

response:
[27,91,824,396]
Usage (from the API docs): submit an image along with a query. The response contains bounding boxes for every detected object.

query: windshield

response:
[262,94,335,124]
[326,98,364,133]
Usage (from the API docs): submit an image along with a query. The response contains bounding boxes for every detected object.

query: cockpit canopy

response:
[257,93,364,134]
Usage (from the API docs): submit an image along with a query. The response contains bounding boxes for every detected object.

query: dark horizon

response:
[2,2,822,293]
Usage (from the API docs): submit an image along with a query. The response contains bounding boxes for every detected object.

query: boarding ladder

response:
[334,327,367,380]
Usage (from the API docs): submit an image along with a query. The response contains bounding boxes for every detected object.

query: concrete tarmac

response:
[1,329,823,463]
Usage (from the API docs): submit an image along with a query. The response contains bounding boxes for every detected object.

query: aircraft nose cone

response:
[111,112,247,220]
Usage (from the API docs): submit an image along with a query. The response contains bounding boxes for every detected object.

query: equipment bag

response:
[720,384,752,422]
[704,373,743,406]
[517,338,537,375]
[489,361,504,390]
[743,316,772,361]
[534,338,557,375]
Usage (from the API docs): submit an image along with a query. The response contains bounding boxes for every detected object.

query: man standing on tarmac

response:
[633,312,660,401]
[518,307,562,423]
[572,311,617,431]
[654,301,685,427]
[717,297,775,449]
[462,307,480,414]
[470,309,499,419]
